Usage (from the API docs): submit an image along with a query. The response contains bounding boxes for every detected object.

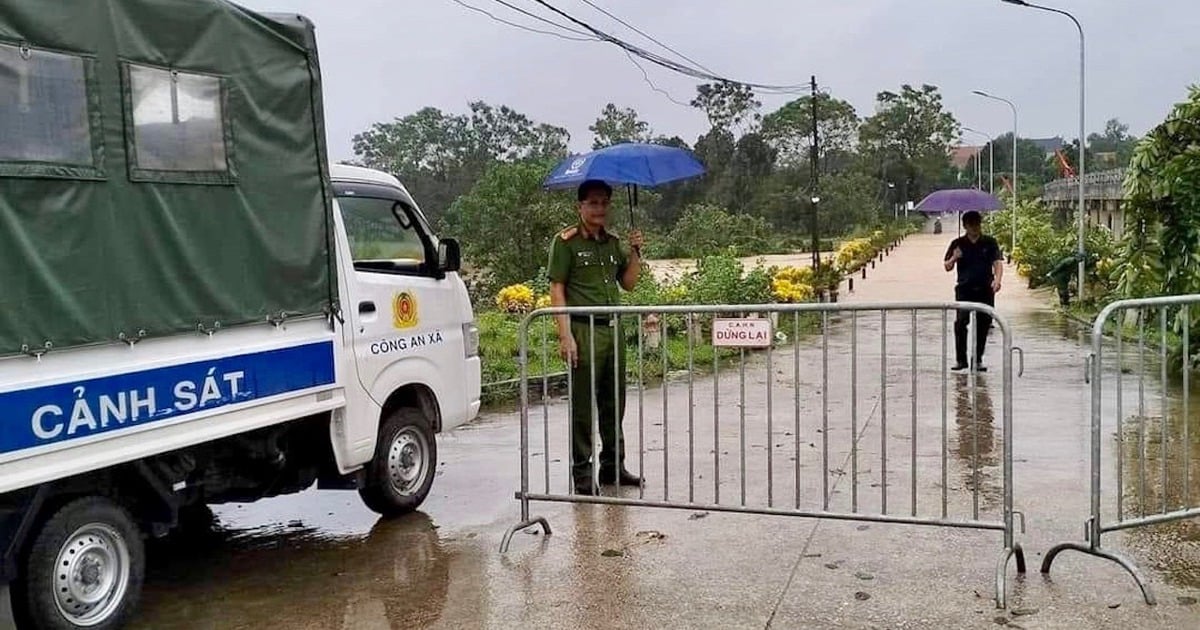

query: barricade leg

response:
[1040,541,1155,605]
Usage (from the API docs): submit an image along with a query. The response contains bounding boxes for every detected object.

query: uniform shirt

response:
[945,234,1003,290]
[547,224,629,307]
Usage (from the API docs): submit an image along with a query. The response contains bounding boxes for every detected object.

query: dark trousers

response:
[954,285,995,366]
[1054,277,1071,306]
[569,319,627,481]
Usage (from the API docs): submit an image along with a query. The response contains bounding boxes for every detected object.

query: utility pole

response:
[810,75,820,270]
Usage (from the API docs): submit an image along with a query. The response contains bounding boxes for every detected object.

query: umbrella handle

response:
[626,184,640,256]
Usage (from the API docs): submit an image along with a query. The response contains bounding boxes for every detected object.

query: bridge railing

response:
[1042,168,1127,202]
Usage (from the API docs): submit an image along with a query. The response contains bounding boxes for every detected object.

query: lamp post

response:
[1001,0,1086,298]
[962,126,994,194]
[973,90,1018,259]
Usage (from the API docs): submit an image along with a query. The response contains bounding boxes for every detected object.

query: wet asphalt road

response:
[127,231,1200,629]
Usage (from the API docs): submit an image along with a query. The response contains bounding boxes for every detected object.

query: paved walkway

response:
[128,230,1200,629]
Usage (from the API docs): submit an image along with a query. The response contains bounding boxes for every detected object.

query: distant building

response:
[949,145,983,169]
[1028,136,1065,158]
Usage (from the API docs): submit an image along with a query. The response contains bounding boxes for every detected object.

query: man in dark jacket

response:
[943,211,1004,371]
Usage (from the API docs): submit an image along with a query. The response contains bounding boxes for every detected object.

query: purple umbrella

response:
[915,188,1002,216]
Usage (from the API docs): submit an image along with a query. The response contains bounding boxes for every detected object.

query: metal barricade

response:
[1043,295,1200,605]
[501,302,1026,607]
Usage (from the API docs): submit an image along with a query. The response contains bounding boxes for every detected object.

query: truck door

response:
[334,181,466,457]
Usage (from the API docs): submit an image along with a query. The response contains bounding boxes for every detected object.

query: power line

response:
[621,49,692,107]
[528,0,811,92]
[493,0,596,38]
[575,0,717,76]
[450,0,596,42]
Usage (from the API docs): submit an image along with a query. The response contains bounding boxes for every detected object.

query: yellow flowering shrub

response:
[496,284,535,313]
[771,278,815,303]
[535,295,552,310]
[772,265,813,286]
[835,238,876,272]
[769,266,815,303]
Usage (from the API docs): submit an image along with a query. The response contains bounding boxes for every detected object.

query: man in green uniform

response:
[1046,251,1088,307]
[548,179,645,496]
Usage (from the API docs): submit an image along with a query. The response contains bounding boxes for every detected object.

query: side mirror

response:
[437,238,461,273]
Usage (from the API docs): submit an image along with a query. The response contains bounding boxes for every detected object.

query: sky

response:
[234,0,1200,163]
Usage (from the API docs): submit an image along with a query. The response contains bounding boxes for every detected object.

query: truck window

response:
[340,195,432,275]
[124,63,233,184]
[0,41,102,178]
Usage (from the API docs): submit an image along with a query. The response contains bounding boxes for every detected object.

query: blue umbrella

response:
[543,142,707,191]
[542,143,707,241]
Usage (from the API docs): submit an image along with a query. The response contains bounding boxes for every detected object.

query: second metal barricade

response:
[1043,294,1200,605]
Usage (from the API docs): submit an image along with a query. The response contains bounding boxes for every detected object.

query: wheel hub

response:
[387,428,428,495]
[53,524,130,626]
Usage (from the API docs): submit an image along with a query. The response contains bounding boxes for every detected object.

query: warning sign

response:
[712,318,773,348]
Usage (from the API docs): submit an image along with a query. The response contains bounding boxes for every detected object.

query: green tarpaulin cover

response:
[0,0,336,355]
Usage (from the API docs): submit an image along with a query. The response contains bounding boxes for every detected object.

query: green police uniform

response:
[547,223,630,486]
[1046,252,1085,306]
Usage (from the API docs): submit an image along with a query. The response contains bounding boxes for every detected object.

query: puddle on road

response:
[133,496,473,629]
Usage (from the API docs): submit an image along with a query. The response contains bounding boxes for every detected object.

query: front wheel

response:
[359,408,438,516]
[13,496,145,630]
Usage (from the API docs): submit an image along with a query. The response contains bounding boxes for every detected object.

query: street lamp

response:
[962,126,994,194]
[1001,0,1087,298]
[972,90,1018,258]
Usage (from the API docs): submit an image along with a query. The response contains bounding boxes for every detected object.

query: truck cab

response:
[329,163,482,510]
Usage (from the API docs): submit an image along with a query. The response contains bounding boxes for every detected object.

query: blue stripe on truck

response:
[0,341,336,456]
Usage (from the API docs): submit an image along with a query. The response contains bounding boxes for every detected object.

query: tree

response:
[446,158,572,297]
[972,134,1059,190]
[691,81,761,133]
[350,102,569,222]
[858,84,960,202]
[589,103,651,148]
[467,102,570,163]
[761,93,860,170]
[1116,86,1200,299]
[727,132,778,213]
[1086,117,1138,169]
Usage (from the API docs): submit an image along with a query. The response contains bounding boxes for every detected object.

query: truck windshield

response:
[339,195,429,272]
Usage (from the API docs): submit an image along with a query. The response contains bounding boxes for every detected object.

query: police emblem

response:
[392,292,418,329]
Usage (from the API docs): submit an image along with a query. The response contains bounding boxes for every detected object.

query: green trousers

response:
[569,318,627,482]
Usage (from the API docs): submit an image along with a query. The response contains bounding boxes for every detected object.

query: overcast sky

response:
[235,0,1200,163]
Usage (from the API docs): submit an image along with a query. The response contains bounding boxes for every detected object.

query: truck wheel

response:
[14,497,144,630]
[359,408,437,516]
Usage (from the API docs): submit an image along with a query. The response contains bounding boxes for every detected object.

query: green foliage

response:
[589,103,652,149]
[691,81,762,131]
[761,93,860,167]
[988,201,1116,299]
[857,84,960,202]
[649,203,776,259]
[677,253,773,305]
[1086,118,1139,169]
[1120,84,1200,298]
[350,102,569,222]
[446,158,572,299]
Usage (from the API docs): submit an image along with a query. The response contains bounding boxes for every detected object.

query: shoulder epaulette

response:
[559,226,579,240]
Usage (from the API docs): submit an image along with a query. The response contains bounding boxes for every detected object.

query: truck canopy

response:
[0,0,336,355]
